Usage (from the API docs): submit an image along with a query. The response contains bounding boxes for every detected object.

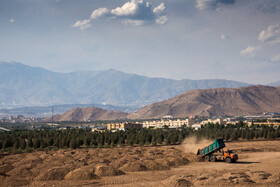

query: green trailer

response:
[197,138,238,163]
[197,138,225,157]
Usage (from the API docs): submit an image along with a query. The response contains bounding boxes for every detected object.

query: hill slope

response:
[52,107,128,121]
[0,61,250,107]
[132,85,280,118]
[52,85,280,121]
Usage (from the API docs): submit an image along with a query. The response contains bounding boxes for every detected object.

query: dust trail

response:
[182,136,213,154]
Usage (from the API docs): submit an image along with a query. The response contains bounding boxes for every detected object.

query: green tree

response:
[13,139,20,149]
[48,138,54,146]
[157,135,163,144]
[3,139,13,149]
[230,130,238,141]
[27,138,33,148]
[165,136,171,145]
[151,136,157,146]
[33,138,41,149]
[70,138,77,149]
[20,139,27,150]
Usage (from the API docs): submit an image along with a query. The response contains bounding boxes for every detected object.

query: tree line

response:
[0,122,279,153]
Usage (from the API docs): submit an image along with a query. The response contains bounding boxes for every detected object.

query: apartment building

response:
[200,118,227,125]
[142,118,194,129]
[107,122,142,131]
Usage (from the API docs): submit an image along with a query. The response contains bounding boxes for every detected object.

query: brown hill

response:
[52,85,280,121]
[132,85,280,118]
[51,107,128,121]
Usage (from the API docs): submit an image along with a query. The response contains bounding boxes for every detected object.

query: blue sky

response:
[1,0,280,84]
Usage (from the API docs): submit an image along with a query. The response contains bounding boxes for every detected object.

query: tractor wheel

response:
[204,156,210,162]
[232,159,236,163]
[210,156,217,162]
[225,157,232,163]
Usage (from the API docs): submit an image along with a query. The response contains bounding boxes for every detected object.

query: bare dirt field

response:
[0,140,279,186]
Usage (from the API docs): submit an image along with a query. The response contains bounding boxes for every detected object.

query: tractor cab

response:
[222,149,238,162]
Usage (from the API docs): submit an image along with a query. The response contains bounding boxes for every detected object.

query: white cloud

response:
[156,15,168,25]
[72,0,167,29]
[240,46,260,57]
[258,24,280,44]
[111,0,139,17]
[72,19,91,30]
[271,54,280,62]
[195,0,235,11]
[153,3,165,14]
[9,18,15,23]
[91,8,110,19]
[220,33,226,40]
[196,0,216,10]
[122,19,145,26]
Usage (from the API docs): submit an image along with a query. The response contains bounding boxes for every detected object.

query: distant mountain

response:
[268,81,280,87]
[0,61,250,107]
[132,85,280,118]
[52,107,128,121]
[51,85,280,121]
[0,104,138,117]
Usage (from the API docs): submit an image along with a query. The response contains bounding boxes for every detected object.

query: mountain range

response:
[0,104,137,117]
[0,61,252,108]
[52,85,280,121]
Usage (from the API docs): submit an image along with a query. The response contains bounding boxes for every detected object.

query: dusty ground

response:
[0,140,279,186]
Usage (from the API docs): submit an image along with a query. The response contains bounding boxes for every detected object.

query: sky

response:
[0,0,280,84]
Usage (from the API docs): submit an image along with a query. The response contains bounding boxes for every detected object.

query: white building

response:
[142,118,194,129]
[192,124,202,130]
[200,118,227,125]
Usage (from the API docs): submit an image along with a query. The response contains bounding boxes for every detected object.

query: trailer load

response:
[197,138,238,163]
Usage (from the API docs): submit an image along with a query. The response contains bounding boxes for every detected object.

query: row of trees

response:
[0,122,279,153]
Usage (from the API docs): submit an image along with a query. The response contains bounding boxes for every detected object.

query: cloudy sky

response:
[1,0,280,84]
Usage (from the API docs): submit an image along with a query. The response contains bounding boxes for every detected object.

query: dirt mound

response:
[95,165,124,177]
[35,167,71,181]
[2,177,30,187]
[154,158,171,168]
[64,166,99,180]
[110,157,128,168]
[120,162,147,172]
[142,160,169,171]
[162,175,193,187]
[144,149,164,157]
[227,172,255,184]
[182,153,201,163]
[0,175,6,184]
[266,174,280,184]
[0,141,279,186]
[7,164,34,179]
[0,164,13,174]
[12,154,42,168]
[164,156,189,167]
[250,171,272,181]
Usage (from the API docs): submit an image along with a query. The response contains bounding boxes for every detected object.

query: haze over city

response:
[1,0,280,84]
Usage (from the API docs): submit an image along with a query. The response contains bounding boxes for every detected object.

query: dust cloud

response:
[181,136,213,154]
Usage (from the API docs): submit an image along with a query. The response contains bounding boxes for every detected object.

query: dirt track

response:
[0,140,279,186]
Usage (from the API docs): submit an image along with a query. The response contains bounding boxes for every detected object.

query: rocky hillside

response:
[52,85,280,121]
[133,85,280,118]
[52,107,128,121]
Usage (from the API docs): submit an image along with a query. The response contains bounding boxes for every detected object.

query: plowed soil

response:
[0,140,279,186]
